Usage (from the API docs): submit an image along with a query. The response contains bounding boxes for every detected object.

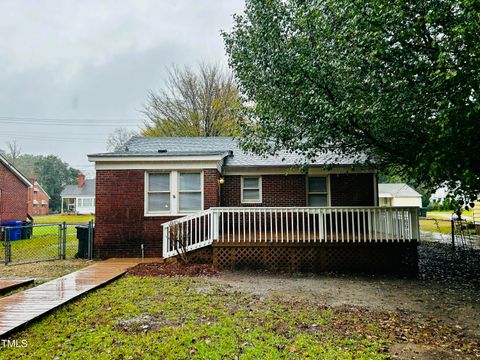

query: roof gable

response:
[61,179,96,197]
[378,183,422,198]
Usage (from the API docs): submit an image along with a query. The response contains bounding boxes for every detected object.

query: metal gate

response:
[0,221,94,265]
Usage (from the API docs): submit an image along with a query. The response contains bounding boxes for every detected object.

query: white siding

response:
[391,196,422,207]
[76,197,95,215]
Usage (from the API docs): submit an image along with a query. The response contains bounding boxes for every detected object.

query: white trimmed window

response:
[308,176,328,206]
[83,198,94,207]
[241,176,262,203]
[179,172,202,211]
[146,171,203,215]
[147,173,171,213]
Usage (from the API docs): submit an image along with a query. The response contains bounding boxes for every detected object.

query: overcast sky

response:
[0,0,244,177]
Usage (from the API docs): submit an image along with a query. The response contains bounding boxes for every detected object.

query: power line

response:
[0,121,141,127]
[0,116,142,122]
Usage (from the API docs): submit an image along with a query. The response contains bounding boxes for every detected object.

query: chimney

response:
[78,174,86,188]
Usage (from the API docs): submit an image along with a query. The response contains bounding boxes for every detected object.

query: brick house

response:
[60,174,95,215]
[27,179,50,216]
[0,154,32,223]
[88,137,419,273]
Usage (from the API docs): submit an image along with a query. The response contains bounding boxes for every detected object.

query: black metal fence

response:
[420,217,480,250]
[0,221,94,265]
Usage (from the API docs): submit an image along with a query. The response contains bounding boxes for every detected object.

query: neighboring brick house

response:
[27,179,50,215]
[60,174,95,215]
[0,154,32,223]
[88,137,419,273]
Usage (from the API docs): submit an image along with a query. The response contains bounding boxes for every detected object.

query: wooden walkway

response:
[0,279,34,295]
[0,258,161,338]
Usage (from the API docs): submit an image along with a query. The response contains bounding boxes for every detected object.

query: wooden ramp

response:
[0,279,34,295]
[0,258,160,338]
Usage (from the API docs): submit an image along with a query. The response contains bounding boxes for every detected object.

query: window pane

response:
[148,193,170,211]
[309,194,327,206]
[179,192,201,211]
[179,173,201,191]
[83,198,93,207]
[243,177,259,188]
[308,177,326,193]
[149,173,170,192]
[243,189,260,201]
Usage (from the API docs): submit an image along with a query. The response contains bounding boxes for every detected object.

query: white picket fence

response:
[162,206,419,258]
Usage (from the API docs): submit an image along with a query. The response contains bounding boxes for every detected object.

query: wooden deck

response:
[0,258,161,338]
[0,279,34,295]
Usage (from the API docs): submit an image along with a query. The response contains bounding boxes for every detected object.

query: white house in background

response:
[60,174,95,214]
[378,183,422,207]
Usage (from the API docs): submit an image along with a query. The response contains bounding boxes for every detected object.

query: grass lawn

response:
[2,276,394,359]
[419,218,452,234]
[427,210,473,219]
[33,214,94,224]
[0,259,90,282]
[3,274,477,359]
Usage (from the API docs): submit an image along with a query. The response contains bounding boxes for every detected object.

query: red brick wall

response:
[0,161,29,223]
[221,175,307,207]
[27,181,49,215]
[330,173,376,206]
[220,173,376,207]
[94,169,220,258]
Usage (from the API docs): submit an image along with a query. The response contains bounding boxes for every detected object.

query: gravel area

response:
[210,242,480,338]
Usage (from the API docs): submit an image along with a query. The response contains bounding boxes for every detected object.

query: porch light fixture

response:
[218,177,225,185]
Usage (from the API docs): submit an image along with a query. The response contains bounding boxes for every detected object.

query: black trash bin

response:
[21,221,33,239]
[75,225,92,259]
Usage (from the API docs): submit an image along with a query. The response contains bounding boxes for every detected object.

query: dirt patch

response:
[389,343,459,360]
[209,242,480,339]
[0,259,91,283]
[127,262,218,277]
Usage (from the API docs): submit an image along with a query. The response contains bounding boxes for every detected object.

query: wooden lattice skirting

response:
[190,241,418,275]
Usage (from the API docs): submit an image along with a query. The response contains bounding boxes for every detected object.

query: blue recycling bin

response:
[1,221,23,241]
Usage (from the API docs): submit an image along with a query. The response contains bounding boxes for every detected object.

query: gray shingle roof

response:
[378,183,421,198]
[60,179,96,197]
[90,136,361,168]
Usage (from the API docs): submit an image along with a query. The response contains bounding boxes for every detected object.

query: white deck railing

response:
[162,206,419,258]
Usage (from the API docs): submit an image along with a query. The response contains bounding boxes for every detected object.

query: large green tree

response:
[224,0,479,200]
[33,156,80,212]
[142,63,243,137]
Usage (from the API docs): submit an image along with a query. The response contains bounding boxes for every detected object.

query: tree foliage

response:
[34,155,80,212]
[223,0,480,200]
[141,63,243,137]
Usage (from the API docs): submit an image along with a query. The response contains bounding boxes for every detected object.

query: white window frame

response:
[145,172,172,215]
[241,176,262,204]
[145,170,204,216]
[177,171,204,213]
[307,175,330,206]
